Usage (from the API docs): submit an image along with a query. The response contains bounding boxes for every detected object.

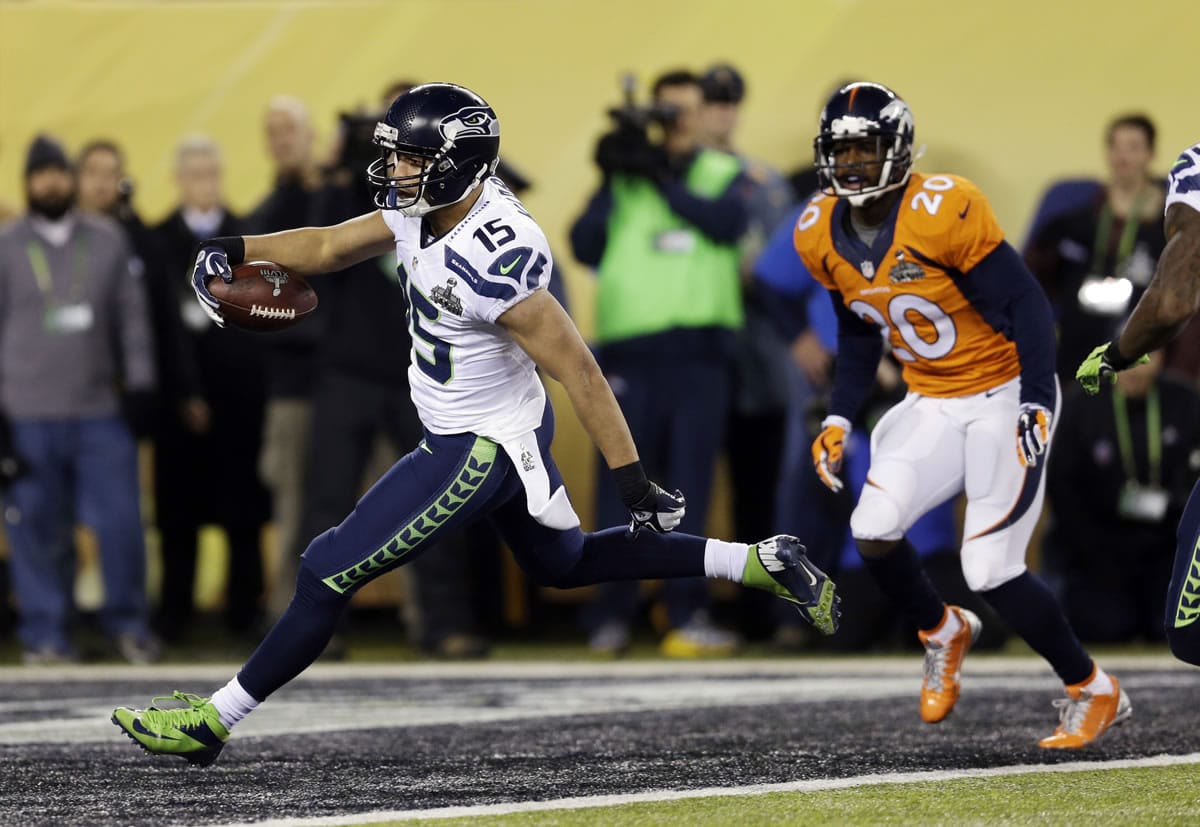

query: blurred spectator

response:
[152,136,268,642]
[76,140,191,444]
[1024,115,1175,383]
[1046,352,1200,643]
[698,63,796,638]
[698,63,794,536]
[570,69,749,656]
[292,91,488,658]
[0,135,158,663]
[244,96,326,620]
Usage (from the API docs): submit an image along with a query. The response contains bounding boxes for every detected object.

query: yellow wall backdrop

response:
[0,0,1192,533]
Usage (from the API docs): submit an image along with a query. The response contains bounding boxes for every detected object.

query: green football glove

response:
[1075,341,1150,395]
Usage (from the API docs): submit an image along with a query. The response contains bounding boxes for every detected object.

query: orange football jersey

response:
[793,172,1019,398]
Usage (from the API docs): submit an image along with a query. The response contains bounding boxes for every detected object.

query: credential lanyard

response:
[1090,189,1149,275]
[1112,385,1161,486]
[25,235,90,306]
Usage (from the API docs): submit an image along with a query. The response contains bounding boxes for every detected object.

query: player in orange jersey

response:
[794,82,1129,748]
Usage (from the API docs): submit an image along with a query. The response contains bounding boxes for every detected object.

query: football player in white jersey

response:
[1077,142,1200,667]
[111,82,841,766]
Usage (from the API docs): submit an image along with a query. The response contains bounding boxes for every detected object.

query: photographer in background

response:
[570,69,751,657]
[1047,352,1200,643]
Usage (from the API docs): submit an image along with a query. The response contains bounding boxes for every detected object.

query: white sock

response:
[211,676,259,730]
[1078,664,1115,696]
[704,539,749,583]
[926,606,962,645]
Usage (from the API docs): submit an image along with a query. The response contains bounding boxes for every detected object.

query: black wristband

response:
[210,236,246,266]
[613,460,651,508]
[1104,340,1140,371]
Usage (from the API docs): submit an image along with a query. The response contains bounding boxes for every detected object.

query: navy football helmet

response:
[367,82,500,216]
[814,81,915,206]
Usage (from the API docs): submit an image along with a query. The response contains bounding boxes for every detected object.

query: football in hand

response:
[209,261,318,332]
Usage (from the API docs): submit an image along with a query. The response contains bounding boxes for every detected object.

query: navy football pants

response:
[1166,478,1200,666]
[237,403,709,700]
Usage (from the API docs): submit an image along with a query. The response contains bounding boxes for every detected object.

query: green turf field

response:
[379,763,1200,826]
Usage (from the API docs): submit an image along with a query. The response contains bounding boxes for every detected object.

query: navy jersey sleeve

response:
[955,241,1057,408]
[828,290,885,422]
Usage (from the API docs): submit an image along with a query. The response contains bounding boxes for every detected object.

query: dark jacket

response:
[309,182,411,388]
[245,179,325,399]
[1047,377,1200,572]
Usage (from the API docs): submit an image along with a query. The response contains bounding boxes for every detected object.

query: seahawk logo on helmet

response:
[367,83,501,217]
[440,107,500,141]
[814,81,916,207]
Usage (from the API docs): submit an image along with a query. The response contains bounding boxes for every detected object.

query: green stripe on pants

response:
[321,437,498,594]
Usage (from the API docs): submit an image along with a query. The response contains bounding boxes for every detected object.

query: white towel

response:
[497,432,580,530]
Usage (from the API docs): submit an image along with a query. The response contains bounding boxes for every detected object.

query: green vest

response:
[595,148,744,344]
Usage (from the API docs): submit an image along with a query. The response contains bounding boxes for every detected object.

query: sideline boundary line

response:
[222,752,1200,826]
[0,653,1190,683]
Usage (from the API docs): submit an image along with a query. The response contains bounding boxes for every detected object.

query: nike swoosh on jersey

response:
[959,202,971,219]
[498,255,523,275]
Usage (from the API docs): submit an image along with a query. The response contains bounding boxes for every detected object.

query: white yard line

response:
[217,752,1200,826]
[0,652,1191,683]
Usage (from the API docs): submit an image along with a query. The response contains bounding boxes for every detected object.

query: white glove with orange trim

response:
[1016,403,1052,468]
[811,415,851,492]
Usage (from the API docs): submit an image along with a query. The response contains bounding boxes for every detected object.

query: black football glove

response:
[614,461,686,537]
[189,236,245,328]
[627,481,686,537]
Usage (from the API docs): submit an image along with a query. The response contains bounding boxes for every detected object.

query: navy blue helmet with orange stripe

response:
[814,81,915,207]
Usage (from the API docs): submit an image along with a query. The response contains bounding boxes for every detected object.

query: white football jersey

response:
[1166,143,1200,215]
[380,177,553,441]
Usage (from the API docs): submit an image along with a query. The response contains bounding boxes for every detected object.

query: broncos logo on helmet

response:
[440,106,501,141]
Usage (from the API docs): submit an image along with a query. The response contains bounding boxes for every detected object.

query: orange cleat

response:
[1038,675,1132,749]
[917,606,982,723]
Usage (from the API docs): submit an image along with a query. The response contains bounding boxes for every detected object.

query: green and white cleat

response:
[111,691,230,766]
[744,535,841,635]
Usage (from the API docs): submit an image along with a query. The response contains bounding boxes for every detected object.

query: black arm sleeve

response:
[660,172,750,243]
[828,290,884,422]
[568,186,614,268]
[954,241,1057,409]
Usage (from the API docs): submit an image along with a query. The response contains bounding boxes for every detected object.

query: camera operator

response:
[569,69,751,657]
